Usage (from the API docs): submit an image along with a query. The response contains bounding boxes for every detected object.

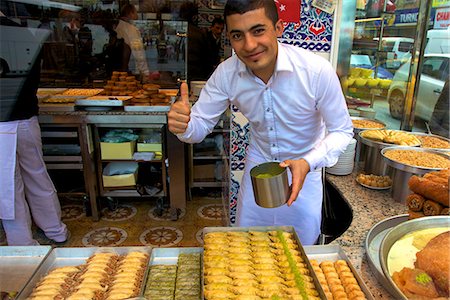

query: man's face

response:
[226,8,283,82]
[211,23,224,37]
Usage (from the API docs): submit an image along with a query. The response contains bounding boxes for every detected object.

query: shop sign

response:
[434,6,450,28]
[432,0,450,8]
[395,8,419,24]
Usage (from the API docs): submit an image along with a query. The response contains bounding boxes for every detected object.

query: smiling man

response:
[168,0,353,245]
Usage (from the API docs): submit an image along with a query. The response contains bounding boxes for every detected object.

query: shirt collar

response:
[237,41,294,77]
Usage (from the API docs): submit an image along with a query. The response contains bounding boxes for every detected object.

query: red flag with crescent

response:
[274,0,301,23]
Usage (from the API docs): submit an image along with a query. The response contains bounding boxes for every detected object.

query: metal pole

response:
[401,1,431,131]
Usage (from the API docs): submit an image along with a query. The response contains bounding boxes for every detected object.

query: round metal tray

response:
[381,146,450,174]
[379,216,450,300]
[359,130,421,148]
[411,132,450,152]
[365,214,409,298]
[351,117,386,132]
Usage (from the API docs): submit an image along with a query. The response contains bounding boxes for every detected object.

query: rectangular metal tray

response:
[75,98,129,107]
[0,246,52,296]
[304,244,375,300]
[202,226,328,300]
[124,105,170,112]
[16,246,152,300]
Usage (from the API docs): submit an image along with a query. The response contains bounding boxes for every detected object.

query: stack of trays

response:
[326,138,357,176]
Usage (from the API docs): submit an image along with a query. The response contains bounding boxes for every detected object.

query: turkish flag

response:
[274,0,301,23]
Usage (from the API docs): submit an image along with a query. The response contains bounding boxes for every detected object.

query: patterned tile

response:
[148,207,186,221]
[61,204,85,221]
[139,226,183,247]
[101,204,137,221]
[82,227,127,247]
[197,204,224,220]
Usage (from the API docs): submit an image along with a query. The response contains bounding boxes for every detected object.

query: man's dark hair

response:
[211,16,225,26]
[224,0,279,25]
[120,3,136,18]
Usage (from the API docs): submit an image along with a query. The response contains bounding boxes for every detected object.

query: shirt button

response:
[272,144,276,147]
[270,127,273,131]
[266,108,270,112]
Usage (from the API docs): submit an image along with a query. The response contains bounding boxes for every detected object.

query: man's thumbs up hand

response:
[168,82,191,134]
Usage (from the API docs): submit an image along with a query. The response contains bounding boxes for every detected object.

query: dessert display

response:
[203,230,322,299]
[310,259,366,300]
[415,135,450,149]
[406,169,449,219]
[360,130,421,146]
[27,251,148,300]
[129,83,171,106]
[102,71,141,97]
[351,119,385,129]
[388,228,450,299]
[356,173,392,189]
[144,253,201,300]
[60,89,104,97]
[383,149,450,169]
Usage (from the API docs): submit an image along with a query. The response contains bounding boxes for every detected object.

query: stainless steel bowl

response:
[351,117,387,163]
[379,216,450,300]
[411,132,450,152]
[250,162,289,208]
[381,146,449,202]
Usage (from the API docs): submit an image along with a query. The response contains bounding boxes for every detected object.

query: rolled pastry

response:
[406,193,426,212]
[408,175,449,207]
[423,200,443,216]
[408,209,425,219]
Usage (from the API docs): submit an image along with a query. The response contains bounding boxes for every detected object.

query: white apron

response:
[0,122,18,219]
[236,158,323,245]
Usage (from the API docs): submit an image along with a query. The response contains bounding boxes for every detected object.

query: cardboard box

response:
[100,141,136,159]
[103,171,137,187]
[193,164,216,180]
[137,143,162,152]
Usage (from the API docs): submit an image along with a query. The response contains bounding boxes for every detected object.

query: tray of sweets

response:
[202,226,327,300]
[144,247,202,300]
[16,246,151,300]
[304,244,375,299]
[36,88,67,97]
[0,246,52,298]
[60,88,104,97]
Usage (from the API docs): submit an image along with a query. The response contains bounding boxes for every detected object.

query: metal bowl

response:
[379,216,450,300]
[411,132,450,152]
[351,117,387,162]
[250,162,289,208]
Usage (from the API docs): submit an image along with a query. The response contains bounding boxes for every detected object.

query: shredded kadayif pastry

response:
[384,149,450,169]
[352,119,384,129]
[416,135,450,149]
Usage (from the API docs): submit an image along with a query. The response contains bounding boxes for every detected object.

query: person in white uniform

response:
[0,22,68,245]
[168,0,353,245]
[115,3,150,79]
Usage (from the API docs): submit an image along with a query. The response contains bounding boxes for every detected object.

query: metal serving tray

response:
[16,246,152,300]
[411,132,450,152]
[124,105,170,112]
[149,247,202,265]
[202,226,328,300]
[75,96,131,107]
[39,103,75,112]
[0,246,52,297]
[304,244,375,300]
[365,214,409,297]
[381,146,450,173]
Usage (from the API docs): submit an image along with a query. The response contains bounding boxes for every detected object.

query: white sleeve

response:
[302,62,354,171]
[176,66,230,144]
[128,27,149,75]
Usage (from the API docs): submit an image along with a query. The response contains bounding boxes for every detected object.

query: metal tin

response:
[379,216,450,300]
[351,117,387,163]
[16,246,152,300]
[250,162,289,208]
[0,246,52,297]
[304,244,375,300]
[381,146,450,202]
[202,226,328,300]
[411,132,450,152]
[364,214,409,297]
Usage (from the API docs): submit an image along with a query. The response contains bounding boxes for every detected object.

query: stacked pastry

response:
[203,230,321,300]
[406,169,449,219]
[66,253,117,300]
[103,72,141,96]
[174,253,201,300]
[28,266,82,299]
[144,265,177,299]
[104,251,149,300]
[360,129,421,146]
[311,260,367,300]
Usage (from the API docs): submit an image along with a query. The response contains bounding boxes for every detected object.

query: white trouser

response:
[0,117,67,245]
[236,158,323,245]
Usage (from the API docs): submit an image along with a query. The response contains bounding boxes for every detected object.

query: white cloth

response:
[177,42,353,244]
[0,117,67,245]
[115,19,149,76]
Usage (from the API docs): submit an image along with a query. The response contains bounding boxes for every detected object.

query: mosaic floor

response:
[0,194,226,247]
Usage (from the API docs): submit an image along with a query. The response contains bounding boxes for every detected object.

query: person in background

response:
[429,79,449,138]
[115,3,151,80]
[0,13,69,245]
[168,0,353,245]
[204,16,225,78]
